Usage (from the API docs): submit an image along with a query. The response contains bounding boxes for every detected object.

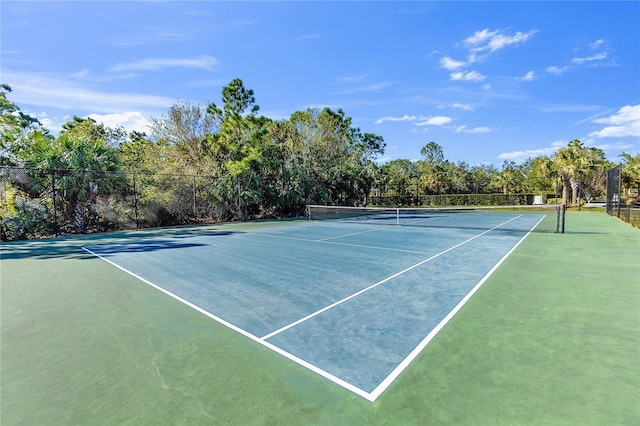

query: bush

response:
[369,193,538,207]
[1,197,49,241]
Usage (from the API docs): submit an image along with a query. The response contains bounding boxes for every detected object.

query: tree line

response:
[1,79,639,239]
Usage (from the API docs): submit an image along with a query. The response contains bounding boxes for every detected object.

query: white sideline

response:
[368,215,546,400]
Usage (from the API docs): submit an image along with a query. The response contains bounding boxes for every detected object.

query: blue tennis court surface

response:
[84,213,545,401]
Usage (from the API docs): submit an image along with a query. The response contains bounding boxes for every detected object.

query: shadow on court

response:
[85,240,209,256]
[0,229,243,260]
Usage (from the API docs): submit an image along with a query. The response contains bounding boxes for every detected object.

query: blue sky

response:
[2,1,639,166]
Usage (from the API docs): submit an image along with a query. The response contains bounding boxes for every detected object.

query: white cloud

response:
[416,116,452,126]
[499,141,564,161]
[464,29,538,54]
[110,55,217,72]
[519,71,536,81]
[89,112,153,134]
[464,29,499,47]
[375,114,417,124]
[547,39,611,76]
[589,104,640,138]
[452,103,473,111]
[547,65,568,75]
[27,111,71,133]
[3,70,175,114]
[498,147,557,161]
[438,28,537,82]
[439,103,473,111]
[440,57,467,70]
[593,105,639,126]
[450,70,485,82]
[375,114,452,127]
[572,52,607,64]
[594,126,633,139]
[454,125,491,133]
[592,142,635,151]
[499,135,636,163]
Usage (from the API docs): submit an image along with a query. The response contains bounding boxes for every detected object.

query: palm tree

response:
[62,136,122,232]
[553,140,606,205]
[25,133,122,233]
[494,161,518,195]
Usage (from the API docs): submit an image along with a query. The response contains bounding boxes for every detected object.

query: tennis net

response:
[306,204,566,233]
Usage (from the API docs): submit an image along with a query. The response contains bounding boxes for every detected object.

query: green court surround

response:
[1,212,638,425]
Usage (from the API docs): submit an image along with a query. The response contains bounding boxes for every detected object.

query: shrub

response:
[1,197,49,241]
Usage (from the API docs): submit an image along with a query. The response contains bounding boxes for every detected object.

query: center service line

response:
[260,215,522,340]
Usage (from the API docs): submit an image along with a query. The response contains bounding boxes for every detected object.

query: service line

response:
[260,215,522,341]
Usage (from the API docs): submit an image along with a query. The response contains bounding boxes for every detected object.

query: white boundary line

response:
[82,213,542,402]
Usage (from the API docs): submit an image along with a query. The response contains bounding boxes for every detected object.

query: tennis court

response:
[2,209,639,424]
[82,206,550,401]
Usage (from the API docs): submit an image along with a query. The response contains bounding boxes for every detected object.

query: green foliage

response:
[1,196,48,241]
[61,116,127,147]
[620,152,640,196]
[0,78,624,240]
[1,110,124,234]
[521,156,555,194]
[370,193,536,207]
[552,139,608,205]
[1,84,51,167]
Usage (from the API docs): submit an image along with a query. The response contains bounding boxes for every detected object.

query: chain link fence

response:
[0,166,229,241]
[605,165,639,228]
[3,165,597,240]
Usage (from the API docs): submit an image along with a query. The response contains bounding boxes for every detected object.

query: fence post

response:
[616,167,622,218]
[50,169,58,237]
[133,173,139,230]
[193,175,197,221]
